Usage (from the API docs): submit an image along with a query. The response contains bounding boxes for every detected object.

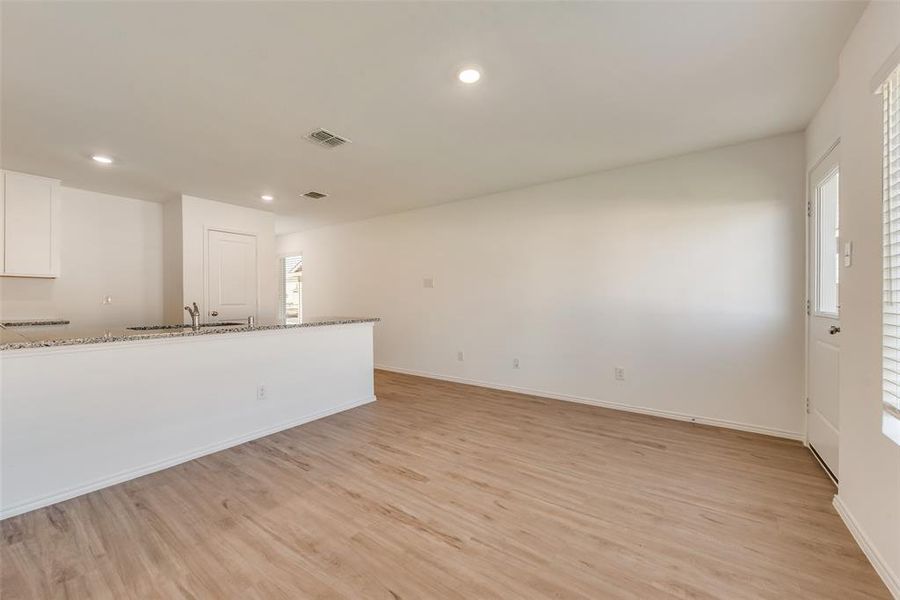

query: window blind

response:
[280,255,303,323]
[283,255,302,281]
[883,64,900,444]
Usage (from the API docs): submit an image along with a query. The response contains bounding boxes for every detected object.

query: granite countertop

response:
[0,317,380,351]
[2,319,71,327]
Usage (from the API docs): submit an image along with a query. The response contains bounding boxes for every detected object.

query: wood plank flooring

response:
[1,370,889,599]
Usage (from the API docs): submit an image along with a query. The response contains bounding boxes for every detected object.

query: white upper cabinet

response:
[1,170,61,278]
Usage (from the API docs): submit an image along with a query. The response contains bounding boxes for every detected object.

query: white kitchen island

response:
[0,317,378,519]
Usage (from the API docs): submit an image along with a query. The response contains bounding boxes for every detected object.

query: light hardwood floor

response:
[1,370,889,599]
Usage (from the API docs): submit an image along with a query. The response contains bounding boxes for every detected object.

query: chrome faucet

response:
[184,302,201,330]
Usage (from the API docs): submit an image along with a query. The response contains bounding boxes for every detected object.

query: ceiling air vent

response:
[303,191,328,199]
[306,128,351,148]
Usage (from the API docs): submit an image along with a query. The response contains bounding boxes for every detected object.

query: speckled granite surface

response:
[2,319,71,327]
[0,317,379,351]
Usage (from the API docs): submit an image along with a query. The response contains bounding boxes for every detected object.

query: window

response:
[280,255,302,325]
[816,168,840,316]
[882,64,900,444]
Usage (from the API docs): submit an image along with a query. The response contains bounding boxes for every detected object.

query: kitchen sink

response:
[127,322,243,330]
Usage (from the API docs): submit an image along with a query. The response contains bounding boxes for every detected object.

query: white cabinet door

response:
[206,230,258,321]
[2,171,60,277]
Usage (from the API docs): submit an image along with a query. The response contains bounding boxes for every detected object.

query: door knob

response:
[210,311,219,317]
[829,325,841,335]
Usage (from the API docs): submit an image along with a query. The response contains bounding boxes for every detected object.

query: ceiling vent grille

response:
[303,191,328,199]
[306,128,350,148]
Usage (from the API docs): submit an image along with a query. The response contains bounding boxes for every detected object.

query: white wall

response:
[162,198,184,324]
[175,194,277,322]
[806,82,840,169]
[812,1,900,593]
[279,133,807,438]
[0,187,163,326]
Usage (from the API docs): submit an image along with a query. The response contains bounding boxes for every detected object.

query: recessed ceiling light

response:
[458,68,481,84]
[91,155,114,164]
[261,195,274,202]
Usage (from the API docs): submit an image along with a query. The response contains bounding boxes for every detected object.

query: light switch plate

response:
[423,277,434,288]
[843,241,852,267]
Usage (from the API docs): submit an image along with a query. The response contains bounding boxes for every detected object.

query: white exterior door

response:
[206,230,258,322]
[807,149,841,481]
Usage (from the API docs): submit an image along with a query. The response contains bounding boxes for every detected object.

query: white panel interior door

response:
[807,148,840,481]
[206,230,258,321]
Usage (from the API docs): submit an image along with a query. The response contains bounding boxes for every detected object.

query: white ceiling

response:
[2,1,863,234]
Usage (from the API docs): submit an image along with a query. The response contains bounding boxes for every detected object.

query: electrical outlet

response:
[423,277,435,288]
[257,385,267,401]
[457,351,464,362]
[614,367,625,381]
[513,358,520,369]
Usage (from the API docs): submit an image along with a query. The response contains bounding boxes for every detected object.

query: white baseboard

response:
[0,395,376,520]
[376,365,804,441]
[833,495,900,599]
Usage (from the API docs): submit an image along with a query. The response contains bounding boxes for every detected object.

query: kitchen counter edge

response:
[0,318,380,351]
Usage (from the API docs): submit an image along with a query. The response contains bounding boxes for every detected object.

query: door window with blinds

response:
[882,64,900,444]
[280,255,302,325]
